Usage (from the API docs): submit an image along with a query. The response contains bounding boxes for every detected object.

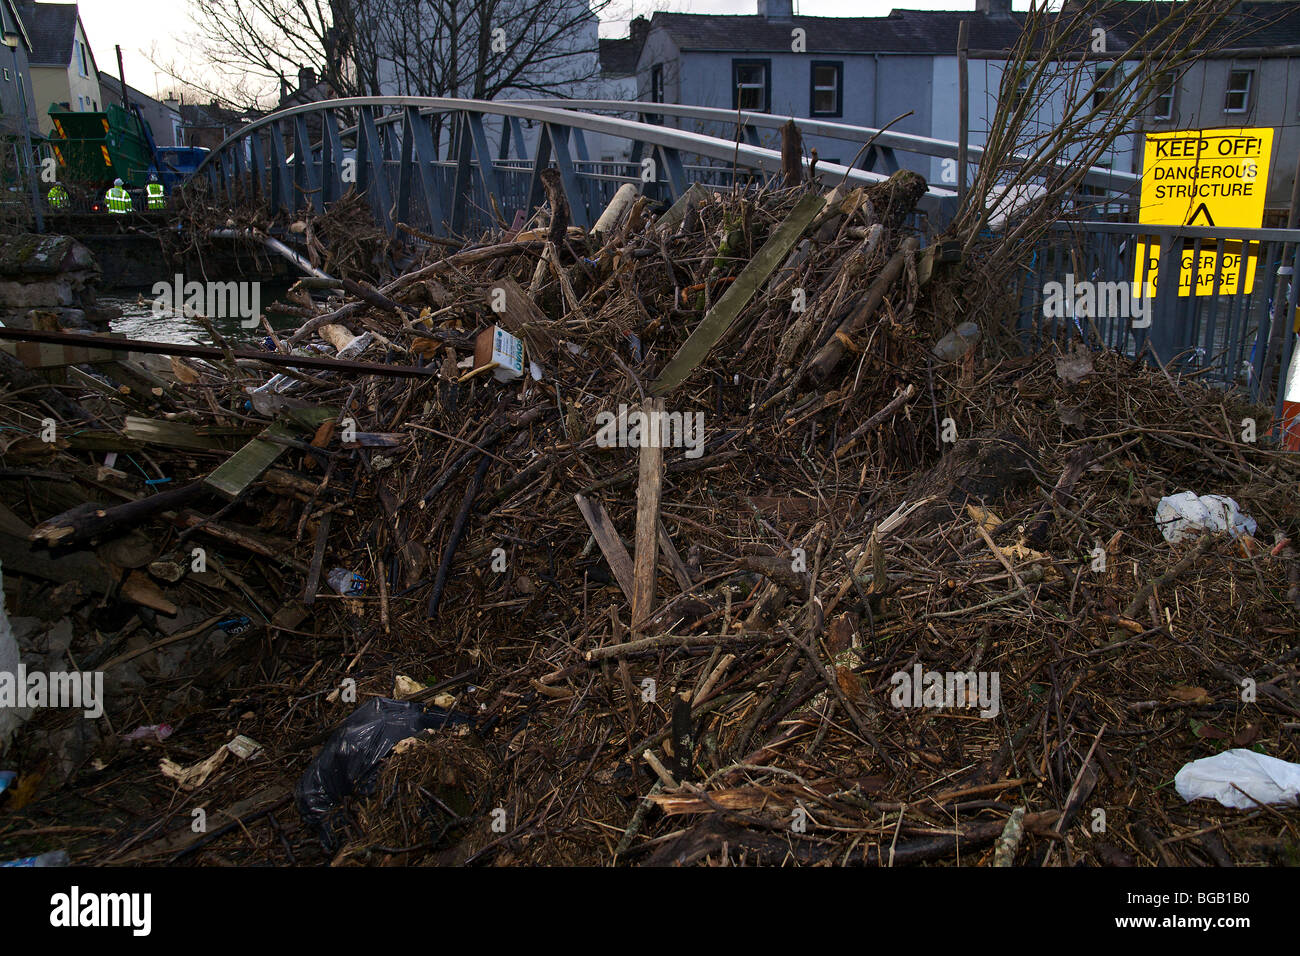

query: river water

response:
[102,286,302,347]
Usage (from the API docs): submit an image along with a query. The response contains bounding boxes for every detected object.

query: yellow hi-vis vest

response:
[146,182,165,210]
[105,185,132,213]
[47,184,69,209]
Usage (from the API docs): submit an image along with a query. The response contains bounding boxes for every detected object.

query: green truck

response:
[47,101,156,190]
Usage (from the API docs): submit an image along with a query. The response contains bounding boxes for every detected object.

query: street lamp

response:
[2,29,44,233]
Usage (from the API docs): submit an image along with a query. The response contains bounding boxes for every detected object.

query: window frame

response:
[1152,71,1176,120]
[650,63,664,104]
[1092,63,1120,109]
[77,41,88,77]
[732,58,771,113]
[809,60,843,118]
[1224,69,1253,114]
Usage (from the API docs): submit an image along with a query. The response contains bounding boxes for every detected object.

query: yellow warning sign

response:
[1132,127,1273,297]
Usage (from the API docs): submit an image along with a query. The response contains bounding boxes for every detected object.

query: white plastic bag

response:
[1174,749,1300,808]
[1154,491,1257,543]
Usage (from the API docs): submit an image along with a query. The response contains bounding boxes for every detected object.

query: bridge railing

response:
[1016,220,1300,419]
[514,98,1140,199]
[192,96,960,239]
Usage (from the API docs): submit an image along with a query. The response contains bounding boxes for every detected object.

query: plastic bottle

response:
[1,850,70,867]
[326,568,366,596]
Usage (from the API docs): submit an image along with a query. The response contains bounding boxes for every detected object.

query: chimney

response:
[758,0,794,21]
[299,66,317,91]
[976,0,1014,17]
[630,16,649,52]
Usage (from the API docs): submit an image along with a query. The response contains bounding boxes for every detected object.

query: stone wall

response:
[0,234,120,331]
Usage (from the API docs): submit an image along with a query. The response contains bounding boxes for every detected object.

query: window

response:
[2,68,9,82]
[1092,64,1118,109]
[810,61,842,116]
[732,59,770,112]
[1008,71,1031,110]
[78,41,88,77]
[1225,69,1253,113]
[1153,71,1175,120]
[650,64,664,103]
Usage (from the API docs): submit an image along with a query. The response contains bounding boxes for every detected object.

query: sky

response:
[72,0,1021,102]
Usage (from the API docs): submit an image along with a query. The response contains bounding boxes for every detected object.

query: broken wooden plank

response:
[203,421,296,499]
[123,416,227,452]
[656,182,709,234]
[574,493,635,603]
[651,193,825,396]
[632,398,664,637]
[482,276,558,356]
[657,518,694,593]
[303,511,331,606]
[121,569,178,615]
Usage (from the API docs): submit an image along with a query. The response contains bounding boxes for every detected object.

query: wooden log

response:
[592,183,639,244]
[780,119,804,189]
[656,182,709,235]
[540,167,571,246]
[31,481,209,547]
[317,323,359,353]
[174,511,309,573]
[806,236,918,387]
[632,397,664,637]
[0,502,114,590]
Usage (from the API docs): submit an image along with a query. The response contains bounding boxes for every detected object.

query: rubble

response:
[1,175,1299,867]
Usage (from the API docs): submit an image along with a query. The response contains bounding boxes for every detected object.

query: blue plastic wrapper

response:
[294,697,472,850]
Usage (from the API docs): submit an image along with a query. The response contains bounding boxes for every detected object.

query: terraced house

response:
[637,0,1300,220]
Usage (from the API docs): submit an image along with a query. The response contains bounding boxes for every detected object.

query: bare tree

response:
[157,0,607,111]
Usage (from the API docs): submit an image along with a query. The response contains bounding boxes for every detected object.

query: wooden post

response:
[632,397,664,637]
[957,20,969,208]
[780,119,803,189]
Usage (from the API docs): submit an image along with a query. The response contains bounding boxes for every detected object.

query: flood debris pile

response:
[2,175,1299,867]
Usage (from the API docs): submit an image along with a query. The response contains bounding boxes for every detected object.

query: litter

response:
[1155,492,1258,543]
[293,698,472,849]
[1174,749,1300,809]
[122,724,173,744]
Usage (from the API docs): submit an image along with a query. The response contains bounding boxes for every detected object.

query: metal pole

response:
[115,45,131,112]
[1259,149,1300,397]
[12,45,42,233]
[957,20,969,208]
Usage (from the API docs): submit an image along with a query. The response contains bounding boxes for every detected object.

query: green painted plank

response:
[203,421,295,500]
[650,193,826,397]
